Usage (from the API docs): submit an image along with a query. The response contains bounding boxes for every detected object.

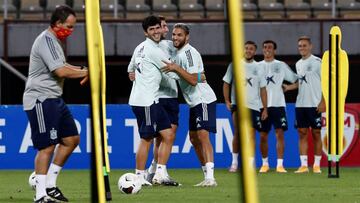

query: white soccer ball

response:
[28,171,36,190]
[118,173,142,194]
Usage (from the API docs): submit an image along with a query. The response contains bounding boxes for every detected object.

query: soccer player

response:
[283,36,325,173]
[128,15,178,186]
[223,41,268,172]
[258,40,298,173]
[162,23,218,187]
[23,5,88,203]
[145,16,179,182]
[128,16,179,185]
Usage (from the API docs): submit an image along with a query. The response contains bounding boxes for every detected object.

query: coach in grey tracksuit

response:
[23,5,88,203]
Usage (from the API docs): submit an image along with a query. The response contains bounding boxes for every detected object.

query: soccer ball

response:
[118,173,142,194]
[28,171,36,190]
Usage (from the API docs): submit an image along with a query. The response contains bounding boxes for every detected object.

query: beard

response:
[174,40,186,49]
[245,56,254,61]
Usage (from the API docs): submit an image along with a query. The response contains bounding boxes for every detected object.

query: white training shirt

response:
[158,40,178,98]
[259,59,298,107]
[223,60,266,111]
[128,38,171,106]
[174,43,217,107]
[128,39,178,99]
[295,54,322,107]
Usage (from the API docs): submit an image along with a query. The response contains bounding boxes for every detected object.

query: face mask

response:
[54,26,73,41]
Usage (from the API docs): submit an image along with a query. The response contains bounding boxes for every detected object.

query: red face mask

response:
[54,26,73,41]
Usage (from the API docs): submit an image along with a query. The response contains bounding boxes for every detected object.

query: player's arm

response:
[223,82,231,111]
[317,94,326,113]
[127,51,136,81]
[161,61,198,86]
[282,81,299,92]
[54,64,88,78]
[260,87,268,120]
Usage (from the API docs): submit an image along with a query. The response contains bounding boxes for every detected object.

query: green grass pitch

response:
[0,168,359,203]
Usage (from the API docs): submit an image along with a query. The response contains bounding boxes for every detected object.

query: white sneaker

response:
[193,180,206,187]
[229,164,238,172]
[138,174,152,186]
[152,173,165,185]
[201,179,217,187]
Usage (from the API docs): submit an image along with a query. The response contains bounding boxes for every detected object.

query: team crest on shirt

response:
[50,128,57,140]
[252,70,258,76]
[273,66,280,73]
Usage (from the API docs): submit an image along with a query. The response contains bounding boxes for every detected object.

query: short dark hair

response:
[298,36,312,43]
[50,5,76,27]
[142,15,161,32]
[158,15,166,22]
[245,41,257,49]
[263,40,277,50]
[173,23,190,35]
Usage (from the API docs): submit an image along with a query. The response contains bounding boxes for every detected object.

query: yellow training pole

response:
[85,0,106,202]
[227,0,259,202]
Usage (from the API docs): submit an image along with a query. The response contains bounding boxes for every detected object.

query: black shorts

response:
[231,105,262,131]
[295,107,322,129]
[159,98,179,125]
[25,98,79,150]
[189,102,217,133]
[260,107,288,132]
[132,103,172,139]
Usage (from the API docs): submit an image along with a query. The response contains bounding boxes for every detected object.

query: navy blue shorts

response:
[231,105,262,131]
[260,107,288,132]
[295,107,322,129]
[159,98,179,125]
[132,103,172,139]
[189,102,217,133]
[25,98,79,150]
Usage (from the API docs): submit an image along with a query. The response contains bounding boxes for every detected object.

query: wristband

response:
[198,72,201,83]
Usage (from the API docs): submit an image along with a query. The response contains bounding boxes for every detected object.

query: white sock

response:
[148,159,157,174]
[135,169,146,180]
[164,167,169,177]
[249,157,255,167]
[205,162,215,180]
[277,159,284,167]
[35,174,47,200]
[231,153,239,165]
[155,164,167,177]
[300,155,308,167]
[201,165,207,179]
[46,163,62,188]
[262,157,269,166]
[314,155,322,167]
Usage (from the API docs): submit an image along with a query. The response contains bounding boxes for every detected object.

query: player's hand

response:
[161,61,179,73]
[282,84,289,92]
[80,75,89,85]
[201,72,207,82]
[261,108,268,120]
[128,72,135,81]
[317,101,326,113]
[225,101,231,111]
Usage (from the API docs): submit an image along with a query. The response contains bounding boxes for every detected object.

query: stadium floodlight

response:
[85,0,112,201]
[321,26,349,178]
[227,0,259,202]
